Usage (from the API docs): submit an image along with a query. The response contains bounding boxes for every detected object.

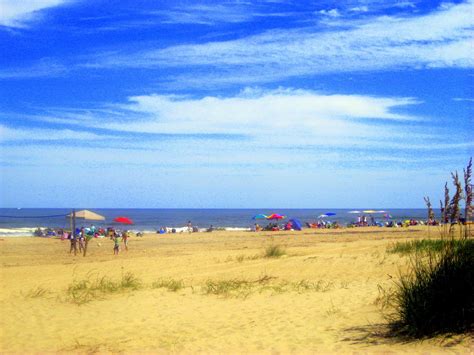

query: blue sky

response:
[0,0,472,208]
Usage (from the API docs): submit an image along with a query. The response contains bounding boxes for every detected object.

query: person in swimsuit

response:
[122,230,129,251]
[70,234,77,255]
[113,235,120,255]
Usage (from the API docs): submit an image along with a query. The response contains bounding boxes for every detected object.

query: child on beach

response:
[113,235,120,255]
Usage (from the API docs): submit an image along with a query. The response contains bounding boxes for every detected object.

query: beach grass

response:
[152,278,185,292]
[387,239,464,255]
[66,272,142,305]
[389,237,474,337]
[23,286,52,299]
[264,244,286,258]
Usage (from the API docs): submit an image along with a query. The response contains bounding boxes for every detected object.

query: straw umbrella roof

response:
[67,210,105,221]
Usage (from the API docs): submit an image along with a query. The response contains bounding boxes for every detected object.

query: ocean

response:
[0,208,432,236]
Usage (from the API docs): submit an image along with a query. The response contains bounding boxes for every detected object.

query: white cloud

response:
[4,89,470,168]
[96,89,420,137]
[349,6,369,12]
[0,0,69,27]
[318,9,341,17]
[393,1,417,9]
[88,1,473,86]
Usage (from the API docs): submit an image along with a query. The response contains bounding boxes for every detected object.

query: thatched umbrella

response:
[67,210,105,257]
[67,210,105,221]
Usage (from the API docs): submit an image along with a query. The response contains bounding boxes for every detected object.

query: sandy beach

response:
[1,226,472,353]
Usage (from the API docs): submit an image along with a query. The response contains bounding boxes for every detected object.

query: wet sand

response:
[0,226,472,353]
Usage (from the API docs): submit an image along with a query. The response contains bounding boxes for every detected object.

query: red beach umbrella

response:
[114,216,134,225]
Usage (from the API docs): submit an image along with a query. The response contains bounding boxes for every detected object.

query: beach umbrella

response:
[67,210,105,221]
[114,216,134,225]
[253,214,268,220]
[266,213,286,220]
[363,210,386,214]
[348,210,362,214]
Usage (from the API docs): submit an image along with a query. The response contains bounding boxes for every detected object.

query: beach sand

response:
[1,227,472,353]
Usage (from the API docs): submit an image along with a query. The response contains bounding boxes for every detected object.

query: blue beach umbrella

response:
[253,214,268,220]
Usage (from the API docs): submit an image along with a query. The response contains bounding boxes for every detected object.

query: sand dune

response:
[0,227,472,353]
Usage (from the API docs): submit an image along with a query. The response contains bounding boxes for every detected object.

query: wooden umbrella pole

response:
[72,209,76,238]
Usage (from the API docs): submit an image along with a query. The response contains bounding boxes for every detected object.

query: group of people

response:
[156,221,216,234]
[67,226,130,256]
[305,221,342,229]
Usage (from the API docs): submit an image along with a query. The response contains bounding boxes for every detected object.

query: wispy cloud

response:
[3,87,444,156]
[349,5,369,12]
[0,124,115,142]
[0,58,69,79]
[453,97,474,102]
[22,88,421,136]
[0,0,70,28]
[317,9,341,17]
[152,4,255,25]
[86,1,473,87]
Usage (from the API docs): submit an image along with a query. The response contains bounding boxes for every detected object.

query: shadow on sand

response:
[341,323,470,348]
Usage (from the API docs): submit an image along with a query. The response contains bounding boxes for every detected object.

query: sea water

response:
[0,208,433,236]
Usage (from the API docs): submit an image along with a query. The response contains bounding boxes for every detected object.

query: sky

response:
[0,0,472,208]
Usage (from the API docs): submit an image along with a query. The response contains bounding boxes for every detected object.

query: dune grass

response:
[66,272,142,305]
[389,237,474,337]
[264,245,286,258]
[202,274,333,298]
[387,239,467,255]
[152,278,185,292]
[23,286,52,299]
[203,279,253,297]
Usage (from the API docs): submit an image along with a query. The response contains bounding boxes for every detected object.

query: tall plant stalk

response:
[464,158,472,222]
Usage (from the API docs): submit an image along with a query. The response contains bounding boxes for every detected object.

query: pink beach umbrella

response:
[266,213,286,220]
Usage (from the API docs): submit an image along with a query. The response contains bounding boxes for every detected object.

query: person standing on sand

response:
[187,220,192,233]
[122,230,129,251]
[113,235,120,255]
[69,234,78,255]
[78,227,85,253]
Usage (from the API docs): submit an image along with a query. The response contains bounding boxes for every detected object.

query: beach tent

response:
[67,210,105,221]
[289,219,302,231]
